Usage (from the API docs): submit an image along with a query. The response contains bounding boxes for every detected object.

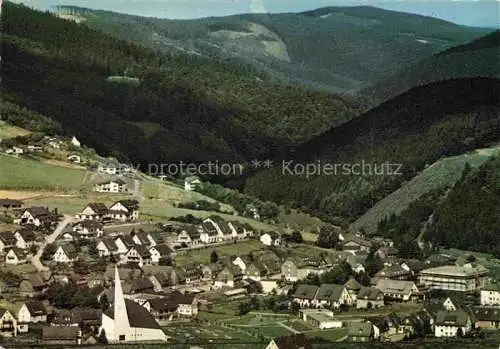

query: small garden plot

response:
[305,328,348,341]
[252,325,294,338]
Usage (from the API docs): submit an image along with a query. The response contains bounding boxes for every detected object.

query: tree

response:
[210,250,219,264]
[41,243,57,261]
[466,254,477,263]
[159,256,173,266]
[290,231,303,243]
[316,224,339,248]
[99,293,109,311]
[290,301,300,314]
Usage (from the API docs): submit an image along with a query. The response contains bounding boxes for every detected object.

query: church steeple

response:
[114,265,130,339]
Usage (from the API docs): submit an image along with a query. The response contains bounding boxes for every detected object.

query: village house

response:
[6,146,24,155]
[366,314,405,340]
[97,163,121,175]
[202,263,225,281]
[375,264,412,280]
[14,228,36,249]
[0,231,17,252]
[67,154,81,163]
[123,278,155,295]
[20,273,50,297]
[232,255,253,274]
[292,285,319,308]
[375,279,420,302]
[149,244,172,264]
[434,310,472,337]
[73,220,103,239]
[265,334,312,349]
[5,248,27,265]
[76,202,109,221]
[0,308,17,337]
[258,252,282,276]
[199,220,220,244]
[122,245,151,267]
[71,136,81,147]
[299,309,343,329]
[344,277,363,302]
[15,206,58,227]
[108,200,140,221]
[145,298,177,325]
[149,272,170,292]
[356,287,385,309]
[184,176,201,191]
[17,301,47,324]
[213,265,243,289]
[313,284,352,309]
[53,244,78,263]
[480,283,500,306]
[175,228,200,247]
[347,322,373,342]
[0,199,23,210]
[342,235,372,254]
[42,326,82,345]
[114,235,136,254]
[419,264,488,292]
[94,179,127,193]
[260,232,281,247]
[229,221,253,239]
[132,231,153,246]
[472,307,500,329]
[245,260,268,282]
[97,239,119,257]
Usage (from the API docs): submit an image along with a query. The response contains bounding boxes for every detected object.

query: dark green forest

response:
[377,157,500,255]
[1,2,358,166]
[244,78,500,223]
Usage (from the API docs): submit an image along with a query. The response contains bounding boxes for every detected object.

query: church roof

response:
[104,299,162,330]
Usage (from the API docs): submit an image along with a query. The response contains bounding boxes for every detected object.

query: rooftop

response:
[420,264,488,277]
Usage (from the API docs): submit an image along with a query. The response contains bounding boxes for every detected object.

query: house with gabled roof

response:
[184,176,201,191]
[122,245,151,268]
[347,322,373,342]
[344,277,363,301]
[356,287,384,309]
[149,245,172,264]
[375,264,412,281]
[214,265,243,289]
[232,255,253,273]
[228,221,252,239]
[94,179,127,193]
[480,282,500,306]
[114,235,136,254]
[434,310,472,337]
[245,260,268,282]
[0,231,16,252]
[53,245,78,264]
[292,285,319,308]
[266,333,312,349]
[76,203,108,221]
[97,239,119,257]
[5,247,27,265]
[73,220,103,239]
[342,234,372,254]
[472,306,500,329]
[16,207,58,227]
[20,273,50,297]
[375,279,419,302]
[132,231,151,246]
[14,228,36,249]
[175,228,200,247]
[260,232,281,246]
[17,301,47,323]
[0,308,18,337]
[313,284,352,309]
[258,252,282,276]
[108,200,139,221]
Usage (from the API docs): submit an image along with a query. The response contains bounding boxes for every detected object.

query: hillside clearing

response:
[0,122,31,139]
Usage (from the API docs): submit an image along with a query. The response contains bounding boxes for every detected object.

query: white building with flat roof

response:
[419,264,488,292]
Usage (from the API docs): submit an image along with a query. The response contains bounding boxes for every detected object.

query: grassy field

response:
[174,240,264,265]
[0,154,87,191]
[0,122,30,139]
[162,323,258,342]
[305,328,348,341]
[0,263,37,274]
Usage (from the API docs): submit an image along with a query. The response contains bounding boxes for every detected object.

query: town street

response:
[31,215,75,272]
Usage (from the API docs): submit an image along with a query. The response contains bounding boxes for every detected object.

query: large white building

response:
[419,264,488,292]
[480,284,500,306]
[99,266,168,343]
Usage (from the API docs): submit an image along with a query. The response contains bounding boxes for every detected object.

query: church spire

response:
[114,265,130,336]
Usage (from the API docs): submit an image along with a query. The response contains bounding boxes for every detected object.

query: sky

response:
[8,0,500,27]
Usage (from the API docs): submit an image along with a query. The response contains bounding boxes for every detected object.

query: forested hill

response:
[244,78,500,224]
[50,5,490,93]
[0,2,359,167]
[363,30,500,103]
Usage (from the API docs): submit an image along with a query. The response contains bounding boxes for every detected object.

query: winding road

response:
[31,215,75,272]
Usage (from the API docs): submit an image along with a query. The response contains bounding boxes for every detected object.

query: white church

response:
[99,266,169,343]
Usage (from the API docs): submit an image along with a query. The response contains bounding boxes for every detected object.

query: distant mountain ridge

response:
[51,5,490,93]
[363,30,500,103]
